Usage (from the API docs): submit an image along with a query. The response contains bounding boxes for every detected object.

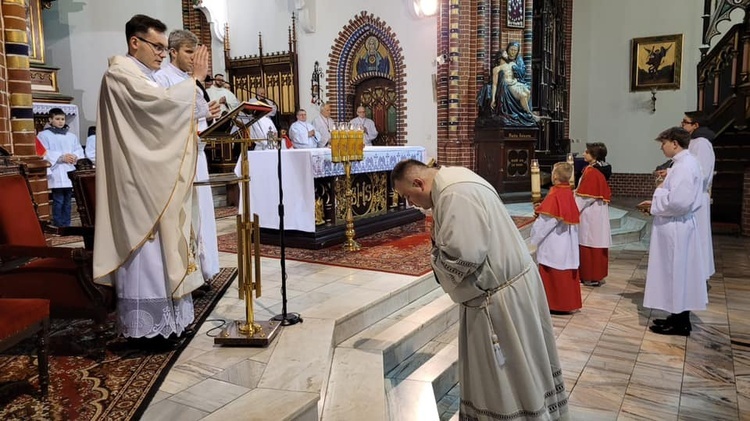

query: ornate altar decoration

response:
[26,0,77,134]
[212,17,299,173]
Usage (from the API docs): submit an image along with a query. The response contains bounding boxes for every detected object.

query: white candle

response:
[531,159,541,194]
[567,153,575,187]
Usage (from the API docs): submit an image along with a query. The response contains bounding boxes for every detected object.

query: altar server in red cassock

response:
[575,142,612,287]
[531,162,582,313]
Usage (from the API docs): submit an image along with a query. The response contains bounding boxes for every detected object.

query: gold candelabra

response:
[330,123,365,252]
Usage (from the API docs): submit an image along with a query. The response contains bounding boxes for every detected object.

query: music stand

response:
[201,101,281,347]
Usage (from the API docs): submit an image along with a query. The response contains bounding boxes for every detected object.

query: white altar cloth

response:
[235,146,426,232]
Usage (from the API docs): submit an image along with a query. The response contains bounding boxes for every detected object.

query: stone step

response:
[321,291,458,420]
[385,336,459,421]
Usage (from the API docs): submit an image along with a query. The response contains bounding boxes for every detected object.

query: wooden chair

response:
[68,159,96,249]
[0,298,50,398]
[0,155,114,347]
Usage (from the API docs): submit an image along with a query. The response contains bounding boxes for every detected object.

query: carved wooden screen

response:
[532,0,570,155]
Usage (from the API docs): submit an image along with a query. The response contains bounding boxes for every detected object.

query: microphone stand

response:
[271,133,302,326]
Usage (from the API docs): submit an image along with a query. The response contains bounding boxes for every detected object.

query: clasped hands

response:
[59,153,78,164]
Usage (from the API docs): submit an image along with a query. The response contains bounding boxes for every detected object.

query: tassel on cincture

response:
[492,334,505,367]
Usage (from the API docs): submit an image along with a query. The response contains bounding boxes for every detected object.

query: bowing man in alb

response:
[392,159,569,421]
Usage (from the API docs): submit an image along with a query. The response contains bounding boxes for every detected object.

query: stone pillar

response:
[3,0,50,219]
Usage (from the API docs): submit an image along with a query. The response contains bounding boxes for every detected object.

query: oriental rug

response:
[0,267,237,421]
[45,233,84,247]
[217,216,535,277]
[213,206,238,219]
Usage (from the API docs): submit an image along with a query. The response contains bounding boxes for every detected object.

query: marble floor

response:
[132,204,750,421]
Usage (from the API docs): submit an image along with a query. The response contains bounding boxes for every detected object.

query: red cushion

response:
[0,298,49,339]
[0,175,46,246]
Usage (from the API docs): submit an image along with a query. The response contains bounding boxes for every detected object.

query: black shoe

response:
[649,324,690,336]
[652,318,669,326]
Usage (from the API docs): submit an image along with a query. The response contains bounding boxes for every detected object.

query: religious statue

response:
[477,41,539,127]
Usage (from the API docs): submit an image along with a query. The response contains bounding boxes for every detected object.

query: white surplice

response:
[154,62,220,281]
[643,150,708,314]
[430,166,569,421]
[312,114,335,147]
[37,128,84,189]
[530,215,579,270]
[348,116,378,145]
[94,55,203,338]
[689,136,716,279]
[206,85,240,113]
[289,120,323,149]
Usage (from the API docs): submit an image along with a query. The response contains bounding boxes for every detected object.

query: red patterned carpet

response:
[0,267,237,421]
[217,216,536,277]
[45,234,84,247]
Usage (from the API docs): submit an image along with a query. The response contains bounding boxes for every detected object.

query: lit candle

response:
[567,153,575,187]
[531,159,541,204]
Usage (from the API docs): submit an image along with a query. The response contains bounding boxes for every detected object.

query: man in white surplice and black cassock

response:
[93,15,210,341]
[154,29,221,286]
[642,127,707,336]
[392,159,569,421]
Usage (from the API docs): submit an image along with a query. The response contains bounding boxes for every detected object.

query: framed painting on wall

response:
[26,0,46,64]
[630,34,682,91]
[507,0,525,28]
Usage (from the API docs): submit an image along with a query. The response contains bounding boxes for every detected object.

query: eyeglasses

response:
[135,36,167,55]
[681,119,696,125]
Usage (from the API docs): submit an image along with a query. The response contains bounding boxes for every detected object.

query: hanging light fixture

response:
[406,0,438,18]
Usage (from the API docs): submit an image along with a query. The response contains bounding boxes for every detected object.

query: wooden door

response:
[353,78,398,146]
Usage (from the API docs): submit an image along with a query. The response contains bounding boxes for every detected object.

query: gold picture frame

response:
[27,0,46,64]
[630,34,682,91]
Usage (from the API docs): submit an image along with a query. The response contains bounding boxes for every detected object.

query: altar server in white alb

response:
[155,29,222,284]
[681,111,716,282]
[392,159,569,421]
[94,15,210,340]
[289,109,324,148]
[37,107,84,227]
[349,106,378,146]
[642,127,707,337]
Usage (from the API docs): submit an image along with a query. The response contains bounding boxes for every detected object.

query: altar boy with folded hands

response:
[530,162,582,314]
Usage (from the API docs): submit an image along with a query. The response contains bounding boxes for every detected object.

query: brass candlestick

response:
[332,123,364,251]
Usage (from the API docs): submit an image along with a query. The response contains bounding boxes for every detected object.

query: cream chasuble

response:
[93,55,203,300]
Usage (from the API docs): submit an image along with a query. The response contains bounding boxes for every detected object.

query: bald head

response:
[391,159,437,209]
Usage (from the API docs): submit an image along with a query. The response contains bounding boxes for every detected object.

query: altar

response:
[243,146,427,249]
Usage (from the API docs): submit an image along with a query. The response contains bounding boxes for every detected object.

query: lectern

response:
[197,102,280,346]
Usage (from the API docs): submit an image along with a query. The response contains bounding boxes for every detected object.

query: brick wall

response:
[0,5,11,150]
[436,0,573,169]
[609,173,655,198]
[182,0,213,74]
[326,12,407,145]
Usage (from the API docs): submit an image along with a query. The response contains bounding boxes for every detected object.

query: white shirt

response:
[207,85,240,113]
[289,120,323,149]
[312,115,335,147]
[349,116,378,145]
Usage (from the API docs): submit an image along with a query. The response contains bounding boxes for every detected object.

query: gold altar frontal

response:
[213,319,282,347]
